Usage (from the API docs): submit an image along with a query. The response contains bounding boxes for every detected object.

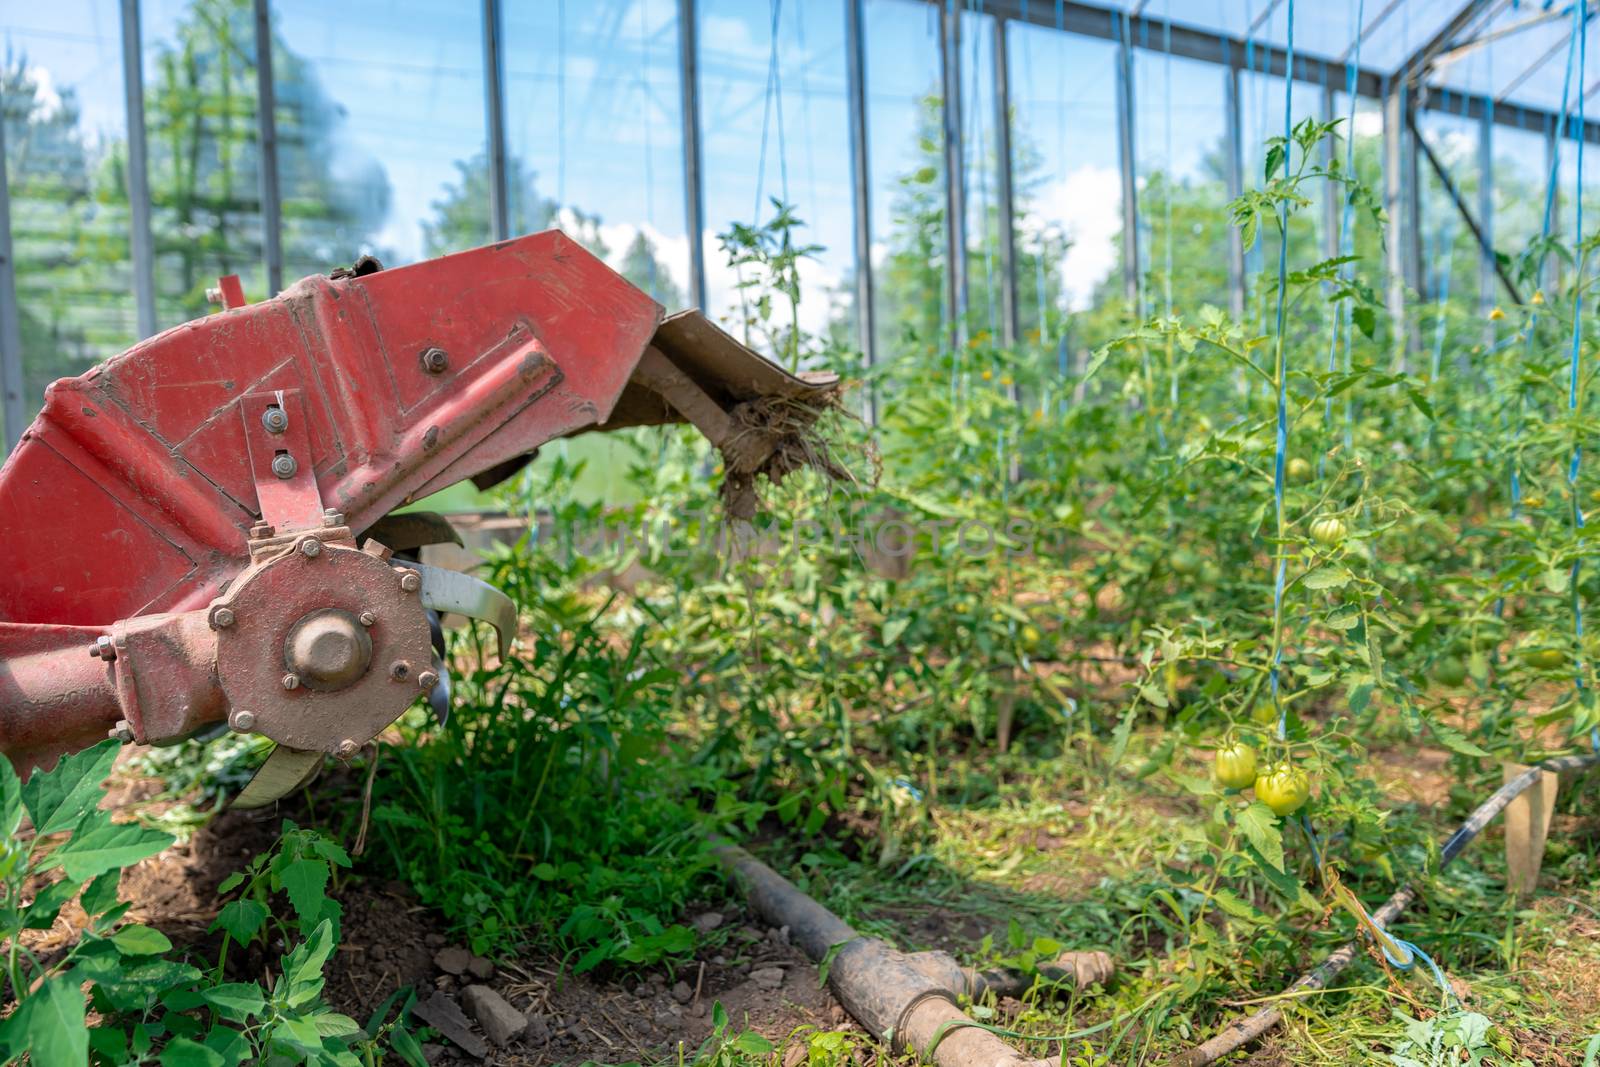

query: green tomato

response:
[1170,548,1202,576]
[1286,457,1312,483]
[1214,743,1258,790]
[1250,699,1280,726]
[1433,656,1467,687]
[1309,517,1348,546]
[1254,763,1311,816]
[1519,643,1566,671]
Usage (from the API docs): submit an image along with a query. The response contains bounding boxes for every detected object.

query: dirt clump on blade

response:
[719,391,871,522]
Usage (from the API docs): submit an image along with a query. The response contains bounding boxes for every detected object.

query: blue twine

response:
[1271,0,1295,743]
[1567,1,1596,750]
[1379,933,1454,1006]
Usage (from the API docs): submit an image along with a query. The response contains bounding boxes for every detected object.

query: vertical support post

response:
[992,16,1019,353]
[121,0,157,339]
[1383,83,1407,363]
[1404,94,1424,305]
[482,0,510,241]
[0,110,23,454]
[1478,101,1495,325]
[938,1,968,347]
[252,0,283,294]
[1225,63,1245,320]
[1114,15,1139,310]
[679,0,707,310]
[843,0,876,422]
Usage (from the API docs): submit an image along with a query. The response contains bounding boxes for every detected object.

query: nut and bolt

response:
[108,719,135,744]
[229,708,257,733]
[205,285,223,305]
[89,635,117,662]
[298,538,323,558]
[420,347,449,374]
[249,521,275,539]
[398,570,421,593]
[212,607,236,629]
[389,660,411,681]
[322,508,345,527]
[261,406,289,434]
[358,611,377,627]
[271,453,299,479]
[281,673,301,690]
[335,739,359,759]
[417,670,439,691]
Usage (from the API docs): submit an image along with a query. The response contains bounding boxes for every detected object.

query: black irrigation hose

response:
[1173,753,1600,1067]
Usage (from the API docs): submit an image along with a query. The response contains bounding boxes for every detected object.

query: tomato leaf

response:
[40,811,173,883]
[277,857,331,932]
[1235,802,1286,873]
[211,898,268,944]
[21,739,120,836]
[0,975,88,1067]
[111,923,173,956]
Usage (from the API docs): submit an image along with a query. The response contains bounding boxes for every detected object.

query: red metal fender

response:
[0,231,659,628]
[0,232,661,774]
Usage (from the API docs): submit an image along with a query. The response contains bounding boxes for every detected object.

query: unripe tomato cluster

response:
[1213,741,1311,816]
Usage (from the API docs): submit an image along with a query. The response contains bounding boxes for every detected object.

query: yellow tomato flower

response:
[981,369,993,381]
[1488,307,1506,321]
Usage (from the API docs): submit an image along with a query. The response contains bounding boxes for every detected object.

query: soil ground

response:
[19,734,1600,1066]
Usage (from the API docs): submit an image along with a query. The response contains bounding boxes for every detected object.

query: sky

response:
[5,0,1599,335]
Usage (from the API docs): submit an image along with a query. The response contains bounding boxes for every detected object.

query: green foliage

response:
[0,745,421,1066]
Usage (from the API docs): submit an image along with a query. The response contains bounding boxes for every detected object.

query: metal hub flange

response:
[209,538,432,753]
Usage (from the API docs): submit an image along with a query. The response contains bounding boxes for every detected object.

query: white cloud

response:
[1028,164,1123,312]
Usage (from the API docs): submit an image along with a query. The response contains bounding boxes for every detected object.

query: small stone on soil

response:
[523,1012,551,1043]
[692,911,725,933]
[750,966,785,990]
[412,991,487,1060]
[425,933,447,948]
[671,980,693,1004]
[462,985,526,1048]
[711,954,727,966]
[434,945,472,975]
[466,955,495,980]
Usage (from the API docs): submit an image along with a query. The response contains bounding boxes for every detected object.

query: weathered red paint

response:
[0,231,661,774]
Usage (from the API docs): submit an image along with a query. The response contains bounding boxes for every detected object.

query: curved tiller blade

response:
[411,563,517,660]
[231,746,325,810]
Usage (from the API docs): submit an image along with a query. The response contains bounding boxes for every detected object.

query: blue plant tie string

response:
[1271,0,1295,743]
[1299,814,1453,1007]
[1566,0,1597,751]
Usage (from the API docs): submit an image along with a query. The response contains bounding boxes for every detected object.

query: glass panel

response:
[1492,15,1597,113]
[1006,21,1121,341]
[697,0,853,368]
[141,0,268,326]
[271,0,487,277]
[1493,123,1552,272]
[1133,49,1230,319]
[502,0,687,308]
[863,0,943,359]
[1415,107,1482,377]
[3,0,136,440]
[959,9,999,341]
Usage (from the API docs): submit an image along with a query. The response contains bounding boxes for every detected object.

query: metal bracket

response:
[240,390,325,533]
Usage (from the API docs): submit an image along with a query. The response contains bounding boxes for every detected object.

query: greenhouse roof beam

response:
[1392,0,1499,90]
[1405,108,1523,305]
[965,0,1600,143]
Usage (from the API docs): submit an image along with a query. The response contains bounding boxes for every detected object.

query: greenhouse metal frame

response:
[2,0,1597,452]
